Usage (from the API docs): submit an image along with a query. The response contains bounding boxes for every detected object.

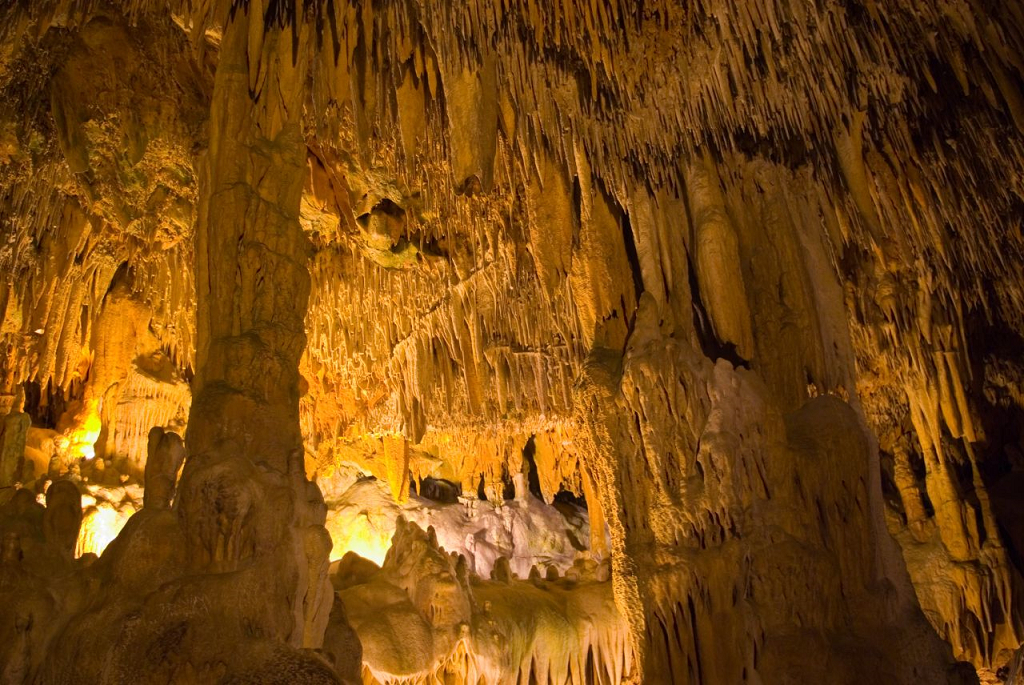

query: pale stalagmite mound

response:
[1,0,1024,683]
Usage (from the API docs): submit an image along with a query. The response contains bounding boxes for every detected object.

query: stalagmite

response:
[143,426,185,510]
[42,480,81,558]
[0,403,29,487]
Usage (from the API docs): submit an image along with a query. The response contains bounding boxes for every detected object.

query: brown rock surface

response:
[1,0,1023,682]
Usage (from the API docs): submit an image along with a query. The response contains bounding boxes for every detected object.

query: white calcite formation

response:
[333,517,629,685]
[323,474,594,578]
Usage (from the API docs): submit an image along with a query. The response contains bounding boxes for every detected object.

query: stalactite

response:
[3,0,1024,681]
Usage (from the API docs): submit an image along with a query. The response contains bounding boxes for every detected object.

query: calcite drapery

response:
[2,4,347,683]
[2,0,1024,682]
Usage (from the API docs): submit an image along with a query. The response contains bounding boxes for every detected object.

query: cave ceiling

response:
[1,0,1024,683]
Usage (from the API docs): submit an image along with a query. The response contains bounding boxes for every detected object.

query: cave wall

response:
[2,0,1024,682]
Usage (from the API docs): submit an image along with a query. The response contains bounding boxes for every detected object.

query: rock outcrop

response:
[1,0,1024,682]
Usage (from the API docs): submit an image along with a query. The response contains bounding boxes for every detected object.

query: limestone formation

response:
[143,426,185,510]
[0,410,28,488]
[0,0,1023,683]
[335,517,630,684]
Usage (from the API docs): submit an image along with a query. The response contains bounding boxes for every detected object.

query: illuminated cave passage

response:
[2,1,1024,684]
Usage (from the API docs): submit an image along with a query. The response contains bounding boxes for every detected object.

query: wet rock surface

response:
[1,0,1024,682]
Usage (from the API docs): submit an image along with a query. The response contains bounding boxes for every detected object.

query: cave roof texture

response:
[2,0,1024,683]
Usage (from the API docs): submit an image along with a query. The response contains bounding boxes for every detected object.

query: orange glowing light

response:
[67,399,102,461]
[327,513,393,565]
[76,503,128,557]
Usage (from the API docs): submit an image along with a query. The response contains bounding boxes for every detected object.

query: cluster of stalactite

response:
[1,0,1024,682]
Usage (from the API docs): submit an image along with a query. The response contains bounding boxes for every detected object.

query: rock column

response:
[178,4,332,650]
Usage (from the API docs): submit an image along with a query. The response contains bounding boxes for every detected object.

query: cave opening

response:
[522,435,544,500]
[22,380,79,431]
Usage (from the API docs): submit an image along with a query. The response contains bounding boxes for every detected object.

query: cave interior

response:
[2,0,1024,683]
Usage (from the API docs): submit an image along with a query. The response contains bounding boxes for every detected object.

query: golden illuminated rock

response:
[0,0,1023,683]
